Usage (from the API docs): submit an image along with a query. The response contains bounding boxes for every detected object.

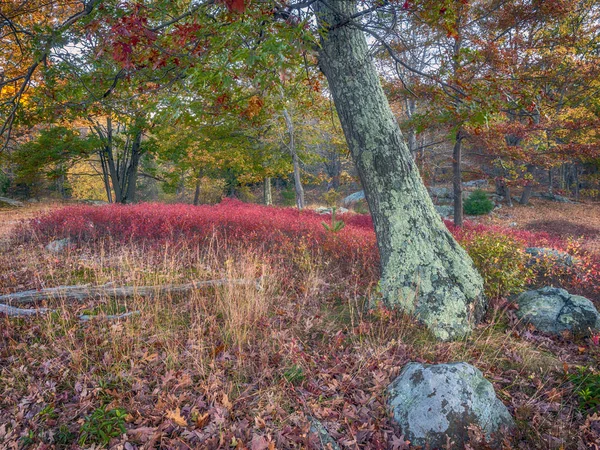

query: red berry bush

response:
[20,199,599,301]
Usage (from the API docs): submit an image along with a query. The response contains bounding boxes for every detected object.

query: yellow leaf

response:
[222,393,233,410]
[166,407,187,427]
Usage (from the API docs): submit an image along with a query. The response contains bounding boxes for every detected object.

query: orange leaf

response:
[196,412,210,428]
[166,408,187,427]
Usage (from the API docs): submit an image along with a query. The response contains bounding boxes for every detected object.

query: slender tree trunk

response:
[104,118,122,203]
[453,130,464,227]
[99,150,113,203]
[263,177,272,205]
[124,130,142,203]
[574,164,580,201]
[520,164,535,205]
[548,168,553,194]
[193,177,201,206]
[282,107,305,209]
[315,0,485,341]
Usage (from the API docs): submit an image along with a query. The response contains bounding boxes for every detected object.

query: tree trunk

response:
[263,177,272,205]
[452,130,464,227]
[123,130,142,203]
[282,107,305,209]
[315,0,485,341]
[104,119,123,203]
[574,164,580,201]
[193,176,201,206]
[520,164,535,205]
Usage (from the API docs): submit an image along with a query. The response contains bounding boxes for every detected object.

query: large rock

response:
[463,179,489,189]
[387,362,514,448]
[515,287,600,336]
[428,186,452,200]
[342,191,365,206]
[525,247,576,267]
[435,205,454,218]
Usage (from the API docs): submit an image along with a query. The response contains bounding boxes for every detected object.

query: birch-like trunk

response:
[452,130,464,227]
[315,0,485,340]
[263,177,272,205]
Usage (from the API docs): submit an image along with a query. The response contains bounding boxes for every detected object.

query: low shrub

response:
[568,367,600,413]
[79,407,127,447]
[458,232,532,299]
[23,199,379,286]
[464,189,494,215]
[21,199,598,300]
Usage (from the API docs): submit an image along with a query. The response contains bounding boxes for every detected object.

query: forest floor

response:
[484,199,600,255]
[0,200,599,450]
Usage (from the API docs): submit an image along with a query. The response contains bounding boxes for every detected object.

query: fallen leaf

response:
[166,407,187,427]
[222,393,233,410]
[196,412,210,428]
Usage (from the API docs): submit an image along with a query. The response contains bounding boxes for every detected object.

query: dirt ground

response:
[477,198,600,254]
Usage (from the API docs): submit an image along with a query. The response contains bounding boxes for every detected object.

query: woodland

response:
[1,0,600,449]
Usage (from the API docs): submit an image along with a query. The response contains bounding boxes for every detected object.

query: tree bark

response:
[315,0,485,341]
[123,130,142,203]
[193,176,201,206]
[519,164,535,205]
[282,107,305,209]
[263,177,272,205]
[452,130,464,227]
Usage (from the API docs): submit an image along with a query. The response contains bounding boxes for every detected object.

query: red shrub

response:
[21,200,599,299]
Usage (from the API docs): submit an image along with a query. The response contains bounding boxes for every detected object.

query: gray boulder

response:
[45,238,71,254]
[315,206,349,215]
[435,205,454,218]
[515,287,600,336]
[342,191,365,206]
[463,179,489,189]
[387,362,514,448]
[536,192,574,203]
[525,247,576,267]
[428,186,452,200]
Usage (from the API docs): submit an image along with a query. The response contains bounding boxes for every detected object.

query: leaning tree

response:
[1,0,486,340]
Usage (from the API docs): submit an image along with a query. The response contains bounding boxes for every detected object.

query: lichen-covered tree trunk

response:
[315,0,485,340]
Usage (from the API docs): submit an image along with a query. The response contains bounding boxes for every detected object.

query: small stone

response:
[463,179,489,189]
[387,362,514,448]
[515,287,600,336]
[45,238,71,254]
[308,417,340,450]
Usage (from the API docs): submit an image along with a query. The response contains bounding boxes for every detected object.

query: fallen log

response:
[0,303,51,317]
[0,303,140,321]
[0,196,24,207]
[0,278,261,306]
[79,311,141,321]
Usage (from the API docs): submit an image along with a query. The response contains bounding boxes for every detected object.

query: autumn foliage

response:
[21,200,600,301]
